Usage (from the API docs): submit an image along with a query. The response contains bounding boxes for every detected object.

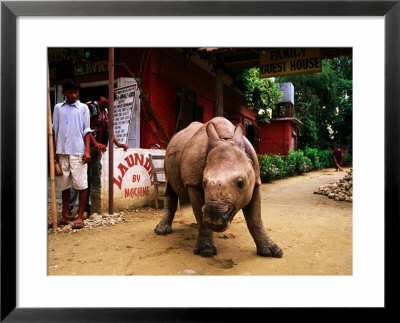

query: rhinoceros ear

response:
[206,122,220,144]
[233,124,244,147]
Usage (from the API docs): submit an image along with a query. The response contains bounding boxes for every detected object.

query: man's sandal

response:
[57,218,70,226]
[71,221,84,229]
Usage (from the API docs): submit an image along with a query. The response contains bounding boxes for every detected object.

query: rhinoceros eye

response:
[237,177,244,188]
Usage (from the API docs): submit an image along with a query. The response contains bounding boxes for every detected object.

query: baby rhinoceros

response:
[154,117,282,258]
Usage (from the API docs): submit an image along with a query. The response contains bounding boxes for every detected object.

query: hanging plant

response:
[238,68,283,122]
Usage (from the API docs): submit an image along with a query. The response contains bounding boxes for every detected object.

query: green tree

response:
[331,78,353,152]
[328,57,353,153]
[294,102,319,149]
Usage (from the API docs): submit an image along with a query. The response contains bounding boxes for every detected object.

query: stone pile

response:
[48,212,128,234]
[48,205,163,234]
[314,169,353,203]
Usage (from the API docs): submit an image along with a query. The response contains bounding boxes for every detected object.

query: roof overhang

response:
[197,47,352,73]
[270,117,303,125]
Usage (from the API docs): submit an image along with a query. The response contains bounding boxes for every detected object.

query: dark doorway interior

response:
[245,124,260,154]
[79,85,109,103]
[176,88,204,132]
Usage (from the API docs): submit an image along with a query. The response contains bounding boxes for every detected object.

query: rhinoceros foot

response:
[154,223,173,235]
[194,240,217,257]
[257,243,283,258]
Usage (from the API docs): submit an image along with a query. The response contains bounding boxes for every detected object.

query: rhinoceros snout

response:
[201,202,234,231]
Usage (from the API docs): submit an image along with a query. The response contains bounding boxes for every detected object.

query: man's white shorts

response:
[57,154,88,191]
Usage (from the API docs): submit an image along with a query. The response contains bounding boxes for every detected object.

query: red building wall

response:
[143,73,177,148]
[259,120,297,156]
[197,95,214,122]
[139,49,256,149]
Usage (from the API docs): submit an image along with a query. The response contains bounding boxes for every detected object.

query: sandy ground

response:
[48,167,352,276]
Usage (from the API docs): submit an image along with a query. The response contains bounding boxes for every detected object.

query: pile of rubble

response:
[48,212,128,234]
[314,169,353,203]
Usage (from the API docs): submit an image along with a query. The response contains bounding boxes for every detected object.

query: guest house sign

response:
[113,85,137,145]
[260,48,322,78]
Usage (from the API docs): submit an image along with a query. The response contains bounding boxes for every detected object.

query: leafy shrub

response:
[299,155,313,173]
[317,149,334,168]
[258,155,277,183]
[270,155,286,179]
[304,147,321,170]
[284,160,297,176]
[258,148,335,183]
[343,150,352,165]
[285,150,312,175]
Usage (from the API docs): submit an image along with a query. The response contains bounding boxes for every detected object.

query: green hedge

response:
[258,149,334,183]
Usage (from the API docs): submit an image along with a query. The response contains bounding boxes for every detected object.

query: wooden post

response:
[108,48,114,215]
[214,59,224,117]
[47,66,58,229]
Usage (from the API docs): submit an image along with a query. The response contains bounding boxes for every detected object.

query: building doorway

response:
[175,88,204,132]
[244,118,260,153]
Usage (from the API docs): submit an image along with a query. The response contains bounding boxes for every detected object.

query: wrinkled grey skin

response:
[154,117,282,258]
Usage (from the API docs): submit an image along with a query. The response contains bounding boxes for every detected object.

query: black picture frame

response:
[1,1,398,321]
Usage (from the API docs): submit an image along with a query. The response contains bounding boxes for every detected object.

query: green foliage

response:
[343,150,352,164]
[299,155,313,173]
[304,147,321,169]
[316,150,334,168]
[270,155,287,178]
[238,68,283,121]
[331,78,353,155]
[294,102,319,149]
[258,155,282,182]
[285,150,312,175]
[284,159,297,177]
[258,148,333,183]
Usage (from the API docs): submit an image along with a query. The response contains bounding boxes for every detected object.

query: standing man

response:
[53,79,92,229]
[68,90,129,219]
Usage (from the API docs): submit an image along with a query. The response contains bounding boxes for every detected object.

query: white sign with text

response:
[113,84,137,145]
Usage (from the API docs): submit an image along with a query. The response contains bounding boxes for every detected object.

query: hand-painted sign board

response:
[113,85,137,145]
[100,148,165,212]
[260,48,322,78]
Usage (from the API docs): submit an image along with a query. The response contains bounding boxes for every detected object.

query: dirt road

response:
[48,168,352,276]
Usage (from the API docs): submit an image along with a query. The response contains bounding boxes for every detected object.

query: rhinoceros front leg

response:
[243,186,283,258]
[188,186,217,257]
[154,183,178,235]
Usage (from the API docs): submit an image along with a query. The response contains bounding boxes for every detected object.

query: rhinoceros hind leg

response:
[154,183,178,235]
